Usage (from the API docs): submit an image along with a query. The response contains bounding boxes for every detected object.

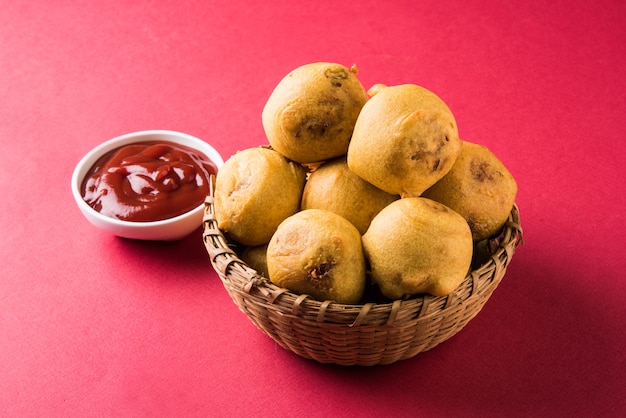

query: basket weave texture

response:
[203,186,523,366]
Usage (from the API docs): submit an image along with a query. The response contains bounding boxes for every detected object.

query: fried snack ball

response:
[301,157,398,234]
[262,62,369,164]
[214,147,306,246]
[267,209,366,304]
[422,141,518,241]
[347,84,462,197]
[362,197,473,299]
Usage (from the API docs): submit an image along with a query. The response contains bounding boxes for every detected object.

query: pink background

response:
[2,0,624,416]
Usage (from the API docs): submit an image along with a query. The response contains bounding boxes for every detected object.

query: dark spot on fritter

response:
[470,159,495,182]
[324,67,349,81]
[312,263,330,277]
[308,262,333,291]
[408,135,448,171]
[293,96,344,140]
[325,67,349,88]
[295,118,331,139]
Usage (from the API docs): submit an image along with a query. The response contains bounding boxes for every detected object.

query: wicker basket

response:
[202,182,523,366]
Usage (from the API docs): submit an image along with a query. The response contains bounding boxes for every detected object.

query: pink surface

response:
[1,0,624,416]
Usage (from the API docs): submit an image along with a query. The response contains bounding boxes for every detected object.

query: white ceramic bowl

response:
[71,130,224,241]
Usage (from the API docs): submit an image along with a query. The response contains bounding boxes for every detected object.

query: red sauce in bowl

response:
[81,141,218,222]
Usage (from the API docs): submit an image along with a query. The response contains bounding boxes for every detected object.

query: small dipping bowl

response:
[71,130,224,241]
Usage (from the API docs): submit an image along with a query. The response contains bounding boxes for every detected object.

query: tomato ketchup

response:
[81,141,218,222]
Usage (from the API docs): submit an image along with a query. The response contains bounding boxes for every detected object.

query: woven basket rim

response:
[203,175,523,365]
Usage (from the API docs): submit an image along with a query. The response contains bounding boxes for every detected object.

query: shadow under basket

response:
[203,192,523,366]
